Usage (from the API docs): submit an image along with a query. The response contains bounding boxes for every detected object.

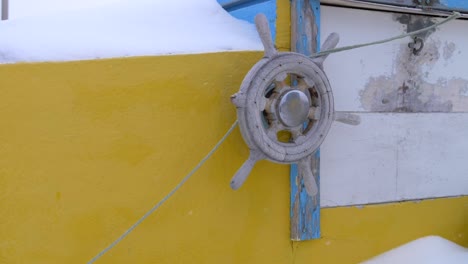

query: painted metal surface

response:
[320,6,468,206]
[290,0,322,241]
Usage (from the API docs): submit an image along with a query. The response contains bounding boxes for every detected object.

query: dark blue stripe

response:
[220,0,272,12]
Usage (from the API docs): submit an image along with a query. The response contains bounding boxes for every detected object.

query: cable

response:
[311,12,461,58]
[86,10,462,264]
[87,120,239,264]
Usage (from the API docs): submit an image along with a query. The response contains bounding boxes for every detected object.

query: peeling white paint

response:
[322,6,468,113]
[320,6,468,207]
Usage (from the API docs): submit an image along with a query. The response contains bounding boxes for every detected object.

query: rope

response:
[87,11,462,264]
[87,120,239,264]
[311,12,461,58]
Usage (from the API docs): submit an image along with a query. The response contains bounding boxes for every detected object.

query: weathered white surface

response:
[396,114,468,200]
[321,6,401,111]
[362,236,468,264]
[0,0,262,63]
[321,114,398,206]
[321,113,468,206]
[319,6,468,206]
[322,6,468,112]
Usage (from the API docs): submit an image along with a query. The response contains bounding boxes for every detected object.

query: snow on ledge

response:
[362,236,468,264]
[0,0,263,63]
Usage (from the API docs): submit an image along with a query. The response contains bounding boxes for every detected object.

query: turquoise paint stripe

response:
[218,0,234,4]
[218,0,277,41]
[440,0,468,9]
[220,0,271,11]
[290,0,321,241]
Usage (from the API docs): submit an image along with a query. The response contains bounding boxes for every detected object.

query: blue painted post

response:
[218,0,324,240]
[290,0,321,241]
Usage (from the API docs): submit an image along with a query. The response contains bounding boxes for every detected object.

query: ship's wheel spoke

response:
[296,77,314,92]
[274,72,288,92]
[291,129,306,144]
[308,106,321,121]
[267,120,285,139]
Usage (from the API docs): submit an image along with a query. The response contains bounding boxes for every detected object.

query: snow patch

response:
[0,0,262,63]
[362,236,468,264]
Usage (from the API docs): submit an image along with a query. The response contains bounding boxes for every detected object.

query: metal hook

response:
[408,36,424,56]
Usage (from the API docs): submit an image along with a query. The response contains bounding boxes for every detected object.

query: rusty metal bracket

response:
[414,0,435,10]
[408,36,424,55]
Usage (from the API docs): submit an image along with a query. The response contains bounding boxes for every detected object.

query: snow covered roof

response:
[362,236,468,264]
[0,0,262,63]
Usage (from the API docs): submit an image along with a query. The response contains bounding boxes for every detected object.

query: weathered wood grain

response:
[290,0,321,241]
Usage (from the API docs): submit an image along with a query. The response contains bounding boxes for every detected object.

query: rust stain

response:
[360,14,468,113]
[393,13,437,40]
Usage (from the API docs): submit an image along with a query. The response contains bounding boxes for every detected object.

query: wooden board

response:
[322,6,468,113]
[318,5,468,207]
[290,0,321,241]
[321,113,468,206]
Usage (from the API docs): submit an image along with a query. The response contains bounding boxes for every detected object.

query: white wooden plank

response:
[321,6,468,112]
[320,113,398,207]
[321,6,399,111]
[396,114,468,200]
[321,113,468,207]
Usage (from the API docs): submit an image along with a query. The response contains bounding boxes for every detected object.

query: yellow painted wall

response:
[0,53,467,264]
[0,2,467,263]
[276,0,291,52]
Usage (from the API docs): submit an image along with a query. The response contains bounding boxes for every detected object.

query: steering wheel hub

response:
[278,89,310,127]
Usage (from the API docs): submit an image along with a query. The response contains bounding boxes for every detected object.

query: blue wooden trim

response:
[290,0,321,241]
[218,0,277,41]
[293,0,320,55]
[290,151,320,240]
